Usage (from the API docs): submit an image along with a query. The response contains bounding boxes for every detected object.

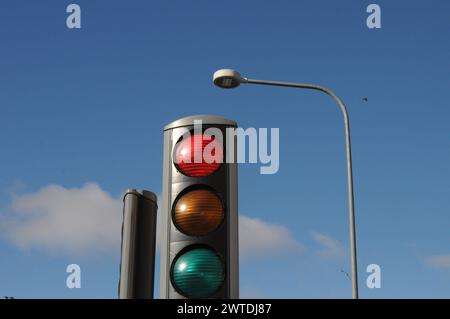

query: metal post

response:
[119,189,158,299]
[245,78,359,299]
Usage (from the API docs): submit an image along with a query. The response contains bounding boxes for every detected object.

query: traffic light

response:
[159,115,239,299]
[119,189,158,299]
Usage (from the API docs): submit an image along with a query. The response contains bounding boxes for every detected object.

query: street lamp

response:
[213,68,359,299]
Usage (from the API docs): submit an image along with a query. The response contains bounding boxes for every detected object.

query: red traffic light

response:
[174,134,223,177]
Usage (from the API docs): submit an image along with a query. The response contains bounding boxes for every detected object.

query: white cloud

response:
[239,215,303,259]
[425,254,450,269]
[1,183,122,256]
[1,183,303,260]
[311,231,345,260]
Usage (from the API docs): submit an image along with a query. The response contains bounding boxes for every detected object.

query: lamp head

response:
[213,69,245,89]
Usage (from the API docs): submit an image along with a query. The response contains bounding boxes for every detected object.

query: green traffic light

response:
[171,247,225,298]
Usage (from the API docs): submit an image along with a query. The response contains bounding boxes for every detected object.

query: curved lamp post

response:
[213,69,359,299]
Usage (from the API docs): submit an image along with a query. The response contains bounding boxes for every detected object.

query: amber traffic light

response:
[173,188,224,236]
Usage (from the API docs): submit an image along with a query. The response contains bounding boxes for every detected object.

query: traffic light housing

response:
[119,189,158,299]
[159,115,239,299]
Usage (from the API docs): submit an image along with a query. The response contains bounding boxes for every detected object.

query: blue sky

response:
[1,0,450,298]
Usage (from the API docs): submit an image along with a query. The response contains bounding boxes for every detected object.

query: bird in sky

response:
[362,97,369,102]
[340,269,351,280]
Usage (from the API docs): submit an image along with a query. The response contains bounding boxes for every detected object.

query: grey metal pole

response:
[119,189,158,299]
[245,78,359,299]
